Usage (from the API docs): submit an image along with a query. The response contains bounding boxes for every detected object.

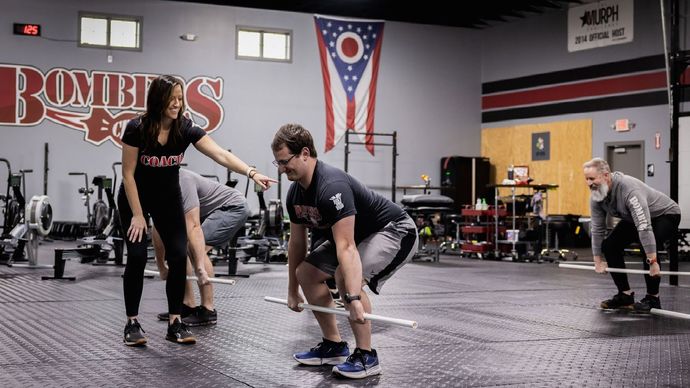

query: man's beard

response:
[590,182,609,202]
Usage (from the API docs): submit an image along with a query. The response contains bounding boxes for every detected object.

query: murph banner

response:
[567,0,633,52]
[0,64,225,147]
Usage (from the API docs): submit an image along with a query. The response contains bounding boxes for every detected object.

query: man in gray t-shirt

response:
[153,169,250,326]
[584,158,680,313]
[179,168,248,246]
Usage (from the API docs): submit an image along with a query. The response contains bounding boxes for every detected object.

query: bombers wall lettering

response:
[0,64,225,147]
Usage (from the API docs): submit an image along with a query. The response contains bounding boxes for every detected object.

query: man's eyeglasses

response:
[272,153,297,167]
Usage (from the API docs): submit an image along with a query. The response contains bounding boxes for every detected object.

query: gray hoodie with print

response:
[590,171,680,257]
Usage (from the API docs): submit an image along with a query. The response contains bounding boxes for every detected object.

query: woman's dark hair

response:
[271,123,318,157]
[139,75,185,151]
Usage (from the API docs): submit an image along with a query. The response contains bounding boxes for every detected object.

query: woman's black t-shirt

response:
[121,116,206,192]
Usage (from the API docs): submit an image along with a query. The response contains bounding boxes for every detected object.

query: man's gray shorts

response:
[305,215,419,294]
[201,203,250,247]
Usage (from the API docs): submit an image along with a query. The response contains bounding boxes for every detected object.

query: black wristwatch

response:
[344,293,361,303]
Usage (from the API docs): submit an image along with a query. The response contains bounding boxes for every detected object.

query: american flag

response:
[314,15,385,155]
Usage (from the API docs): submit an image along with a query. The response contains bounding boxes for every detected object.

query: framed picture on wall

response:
[532,132,550,160]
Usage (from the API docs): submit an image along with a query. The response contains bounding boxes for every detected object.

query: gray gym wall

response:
[2,0,682,224]
[1,0,481,222]
[481,0,677,200]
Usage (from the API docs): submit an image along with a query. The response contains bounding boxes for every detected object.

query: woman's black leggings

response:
[118,184,188,317]
[602,214,680,295]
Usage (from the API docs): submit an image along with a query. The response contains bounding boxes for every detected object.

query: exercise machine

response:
[43,165,125,280]
[214,173,287,278]
[68,172,96,237]
[401,193,455,262]
[344,130,397,202]
[237,189,287,263]
[0,158,53,267]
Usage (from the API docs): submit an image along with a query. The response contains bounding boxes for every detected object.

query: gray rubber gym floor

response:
[1,242,690,387]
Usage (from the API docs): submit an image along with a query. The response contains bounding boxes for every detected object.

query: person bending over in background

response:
[152,168,250,327]
[583,157,680,313]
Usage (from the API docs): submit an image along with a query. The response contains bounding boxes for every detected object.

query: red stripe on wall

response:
[482,71,667,110]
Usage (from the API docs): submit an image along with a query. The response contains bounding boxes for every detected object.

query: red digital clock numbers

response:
[13,23,41,37]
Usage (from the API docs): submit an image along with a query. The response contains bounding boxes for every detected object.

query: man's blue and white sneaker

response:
[332,348,382,379]
[293,340,350,365]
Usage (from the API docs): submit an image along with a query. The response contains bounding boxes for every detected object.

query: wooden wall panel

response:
[481,119,592,216]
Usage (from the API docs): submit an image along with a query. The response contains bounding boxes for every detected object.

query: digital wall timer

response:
[13,23,41,36]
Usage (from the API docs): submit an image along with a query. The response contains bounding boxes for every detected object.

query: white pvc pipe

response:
[264,296,418,329]
[651,308,690,320]
[558,263,690,276]
[144,269,236,285]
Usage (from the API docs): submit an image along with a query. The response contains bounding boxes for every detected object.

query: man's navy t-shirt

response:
[286,160,406,246]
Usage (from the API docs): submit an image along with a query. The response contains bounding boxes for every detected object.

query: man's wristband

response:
[344,293,361,304]
[246,167,256,178]
[646,257,657,265]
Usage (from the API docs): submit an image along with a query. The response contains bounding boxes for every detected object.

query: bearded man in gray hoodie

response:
[583,158,680,313]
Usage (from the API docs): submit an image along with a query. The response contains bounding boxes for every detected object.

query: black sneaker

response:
[157,303,195,321]
[183,306,218,327]
[123,319,147,347]
[633,294,661,313]
[600,291,635,310]
[166,318,196,344]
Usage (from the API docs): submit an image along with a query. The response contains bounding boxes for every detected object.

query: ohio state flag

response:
[314,14,384,155]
